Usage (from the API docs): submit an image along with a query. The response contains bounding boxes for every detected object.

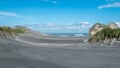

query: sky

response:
[0,0,120,33]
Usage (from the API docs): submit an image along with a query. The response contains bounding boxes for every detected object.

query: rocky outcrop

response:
[89,23,104,36]
[108,22,118,29]
[89,22,119,36]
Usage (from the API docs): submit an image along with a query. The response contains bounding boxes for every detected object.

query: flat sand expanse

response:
[0,32,120,68]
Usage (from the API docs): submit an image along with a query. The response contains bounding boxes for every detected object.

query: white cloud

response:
[0,11,33,20]
[42,0,58,4]
[45,23,57,27]
[80,22,90,25]
[23,23,40,27]
[67,22,91,28]
[80,22,91,28]
[98,2,120,9]
[115,22,120,27]
[24,22,92,31]
[0,11,21,17]
[66,26,81,30]
[66,22,92,30]
[37,23,58,29]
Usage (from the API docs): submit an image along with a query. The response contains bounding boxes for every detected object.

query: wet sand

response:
[0,32,120,68]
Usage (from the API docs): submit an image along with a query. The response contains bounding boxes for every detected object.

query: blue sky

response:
[0,0,120,33]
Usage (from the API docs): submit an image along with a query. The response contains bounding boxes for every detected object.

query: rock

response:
[89,22,119,36]
[108,22,118,29]
[89,23,104,36]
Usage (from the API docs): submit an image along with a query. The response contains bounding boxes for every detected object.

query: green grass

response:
[88,27,120,45]
[0,26,26,35]
[13,28,25,34]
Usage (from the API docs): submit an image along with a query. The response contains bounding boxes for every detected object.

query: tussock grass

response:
[0,26,26,36]
[88,27,120,45]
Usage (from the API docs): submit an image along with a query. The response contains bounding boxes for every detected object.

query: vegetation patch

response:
[88,27,120,45]
[0,26,26,36]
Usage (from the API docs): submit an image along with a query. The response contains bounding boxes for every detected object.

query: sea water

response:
[47,33,88,37]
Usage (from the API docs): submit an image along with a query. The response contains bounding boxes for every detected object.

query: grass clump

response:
[0,26,26,36]
[13,28,25,34]
[0,26,13,34]
[88,27,120,45]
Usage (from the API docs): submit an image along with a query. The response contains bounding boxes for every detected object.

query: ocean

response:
[47,33,89,37]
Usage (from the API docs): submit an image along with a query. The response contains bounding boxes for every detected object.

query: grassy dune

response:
[88,27,120,45]
[0,26,26,36]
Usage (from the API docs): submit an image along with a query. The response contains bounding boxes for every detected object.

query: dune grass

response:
[88,27,120,45]
[0,26,26,36]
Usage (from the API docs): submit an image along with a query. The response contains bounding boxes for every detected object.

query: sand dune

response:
[14,29,86,46]
[0,30,120,68]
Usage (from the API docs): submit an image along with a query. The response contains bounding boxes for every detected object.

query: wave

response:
[47,33,88,37]
[74,34,85,37]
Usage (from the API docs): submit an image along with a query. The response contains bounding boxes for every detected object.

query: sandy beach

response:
[1,0,120,67]
[0,31,120,68]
